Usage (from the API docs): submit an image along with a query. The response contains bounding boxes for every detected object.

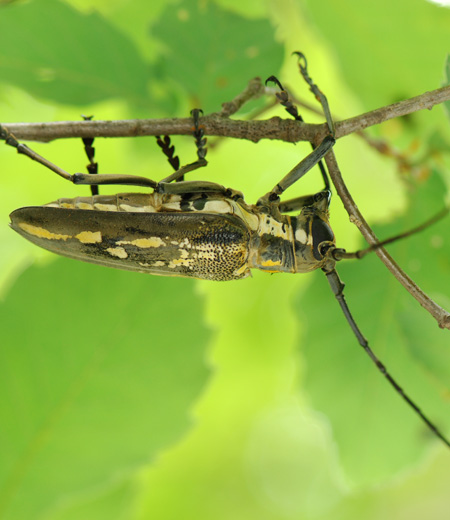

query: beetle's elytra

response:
[3,53,450,449]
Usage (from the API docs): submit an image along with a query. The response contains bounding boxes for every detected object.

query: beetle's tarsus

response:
[191,108,207,161]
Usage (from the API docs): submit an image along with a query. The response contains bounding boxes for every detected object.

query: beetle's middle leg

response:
[158,109,207,184]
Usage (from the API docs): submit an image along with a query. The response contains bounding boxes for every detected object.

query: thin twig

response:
[218,77,266,117]
[324,150,450,330]
[3,85,450,144]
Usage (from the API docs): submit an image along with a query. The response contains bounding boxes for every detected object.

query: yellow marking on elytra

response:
[106,247,128,259]
[75,231,102,244]
[116,237,166,248]
[18,223,71,241]
[153,261,165,267]
[168,258,195,268]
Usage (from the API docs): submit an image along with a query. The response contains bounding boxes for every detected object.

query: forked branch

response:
[324,150,450,330]
[3,82,450,143]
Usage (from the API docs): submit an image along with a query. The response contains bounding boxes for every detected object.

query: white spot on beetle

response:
[76,202,94,210]
[94,203,117,212]
[106,247,128,259]
[161,202,182,211]
[203,200,232,213]
[119,204,156,213]
[295,228,308,244]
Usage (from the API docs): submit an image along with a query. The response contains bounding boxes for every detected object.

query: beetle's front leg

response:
[257,135,335,207]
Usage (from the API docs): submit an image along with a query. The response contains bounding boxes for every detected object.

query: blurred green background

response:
[1,0,450,519]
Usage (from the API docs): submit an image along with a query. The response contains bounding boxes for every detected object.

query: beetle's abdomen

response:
[10,207,251,281]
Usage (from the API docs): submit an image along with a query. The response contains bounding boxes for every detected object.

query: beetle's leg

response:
[278,189,331,213]
[191,108,207,161]
[156,135,181,172]
[81,115,99,195]
[266,74,330,191]
[325,267,450,448]
[294,52,335,137]
[0,124,74,181]
[159,109,208,184]
[257,135,335,206]
[81,110,207,191]
[156,180,229,195]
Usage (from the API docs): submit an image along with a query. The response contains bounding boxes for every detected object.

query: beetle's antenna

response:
[324,267,450,448]
[332,205,449,261]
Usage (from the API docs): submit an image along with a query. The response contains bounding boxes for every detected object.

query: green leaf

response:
[444,54,450,123]
[296,170,450,484]
[0,0,149,106]
[303,0,450,109]
[151,0,284,112]
[0,260,210,519]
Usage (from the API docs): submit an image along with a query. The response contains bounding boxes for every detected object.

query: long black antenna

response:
[325,267,450,448]
[268,51,449,447]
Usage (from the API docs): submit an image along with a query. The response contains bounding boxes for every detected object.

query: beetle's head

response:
[292,190,336,272]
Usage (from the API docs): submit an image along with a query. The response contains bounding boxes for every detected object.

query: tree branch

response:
[2,79,450,329]
[3,84,450,144]
[324,150,450,330]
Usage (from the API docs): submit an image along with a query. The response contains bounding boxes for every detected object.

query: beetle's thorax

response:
[247,196,336,274]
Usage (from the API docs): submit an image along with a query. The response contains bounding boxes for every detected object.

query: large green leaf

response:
[151,0,284,112]
[0,260,210,519]
[0,0,149,106]
[303,0,450,109]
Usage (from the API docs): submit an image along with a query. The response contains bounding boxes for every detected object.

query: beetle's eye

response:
[311,216,334,260]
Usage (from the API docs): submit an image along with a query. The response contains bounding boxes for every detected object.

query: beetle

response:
[2,53,449,448]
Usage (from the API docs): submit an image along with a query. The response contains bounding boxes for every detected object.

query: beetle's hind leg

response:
[0,124,75,182]
[80,115,99,196]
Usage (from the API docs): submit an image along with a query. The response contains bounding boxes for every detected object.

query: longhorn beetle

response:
[2,53,449,449]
